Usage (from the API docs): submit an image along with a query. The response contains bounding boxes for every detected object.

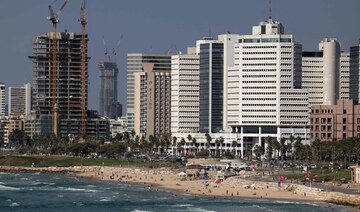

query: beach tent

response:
[177,171,186,176]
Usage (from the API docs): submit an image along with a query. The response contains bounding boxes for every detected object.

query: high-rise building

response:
[0,83,5,117]
[126,54,172,133]
[98,62,119,119]
[133,63,171,137]
[302,39,347,106]
[227,17,309,148]
[198,38,224,133]
[350,41,360,104]
[340,52,350,100]
[29,31,89,136]
[8,83,32,117]
[171,51,200,134]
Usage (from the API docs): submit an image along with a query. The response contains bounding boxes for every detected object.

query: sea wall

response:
[293,184,360,206]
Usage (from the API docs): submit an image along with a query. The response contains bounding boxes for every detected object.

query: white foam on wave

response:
[131,210,152,212]
[251,205,273,212]
[99,197,112,202]
[274,200,319,207]
[186,207,216,212]
[58,187,97,192]
[173,204,193,207]
[0,185,20,191]
[9,202,19,207]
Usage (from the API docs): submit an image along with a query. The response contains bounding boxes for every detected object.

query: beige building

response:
[350,166,360,183]
[133,63,171,138]
[310,99,360,142]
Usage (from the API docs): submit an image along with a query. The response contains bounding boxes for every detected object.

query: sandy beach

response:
[1,165,359,207]
[74,166,323,202]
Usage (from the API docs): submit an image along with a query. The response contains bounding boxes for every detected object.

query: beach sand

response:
[75,166,316,202]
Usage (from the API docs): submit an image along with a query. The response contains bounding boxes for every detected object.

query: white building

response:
[0,83,5,117]
[8,83,31,117]
[227,17,309,148]
[301,38,348,106]
[110,116,127,138]
[340,52,350,100]
[171,52,200,134]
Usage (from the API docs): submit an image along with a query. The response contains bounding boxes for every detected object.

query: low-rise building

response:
[310,99,360,142]
[350,166,360,183]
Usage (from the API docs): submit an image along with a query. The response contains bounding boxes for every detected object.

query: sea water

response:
[0,171,353,212]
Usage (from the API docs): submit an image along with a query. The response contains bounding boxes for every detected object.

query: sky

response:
[0,0,360,113]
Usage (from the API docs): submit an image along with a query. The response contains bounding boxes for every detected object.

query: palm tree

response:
[187,134,192,154]
[172,136,177,156]
[253,145,265,160]
[215,139,220,157]
[273,139,280,160]
[219,137,224,158]
[265,136,274,160]
[279,137,287,160]
[205,133,212,157]
[191,137,197,155]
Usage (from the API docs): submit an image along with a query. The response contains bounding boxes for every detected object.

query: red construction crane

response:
[80,0,87,135]
[47,0,68,135]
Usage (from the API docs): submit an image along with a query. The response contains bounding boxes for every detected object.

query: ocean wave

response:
[173,204,193,207]
[99,197,112,202]
[57,187,97,192]
[9,202,19,207]
[131,210,152,212]
[0,185,20,191]
[186,207,216,212]
[252,204,273,212]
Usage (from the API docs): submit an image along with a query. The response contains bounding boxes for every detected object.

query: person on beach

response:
[148,185,151,192]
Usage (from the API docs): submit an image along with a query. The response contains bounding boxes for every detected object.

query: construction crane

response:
[112,35,123,64]
[47,0,68,136]
[80,0,87,135]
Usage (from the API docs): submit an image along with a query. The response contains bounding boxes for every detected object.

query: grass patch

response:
[281,169,351,183]
[0,155,180,168]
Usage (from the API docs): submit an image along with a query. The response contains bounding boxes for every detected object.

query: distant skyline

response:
[0,0,359,111]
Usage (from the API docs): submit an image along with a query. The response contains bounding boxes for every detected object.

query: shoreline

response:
[1,165,360,207]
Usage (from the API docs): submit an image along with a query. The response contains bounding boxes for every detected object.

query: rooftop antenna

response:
[269,0,272,20]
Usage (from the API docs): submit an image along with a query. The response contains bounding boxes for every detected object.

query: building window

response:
[343,109,347,114]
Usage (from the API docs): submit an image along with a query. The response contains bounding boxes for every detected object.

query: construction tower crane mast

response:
[47,0,68,136]
[80,0,87,135]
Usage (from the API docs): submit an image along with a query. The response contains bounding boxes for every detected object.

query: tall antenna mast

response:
[269,0,272,19]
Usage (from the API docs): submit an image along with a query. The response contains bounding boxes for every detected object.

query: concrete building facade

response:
[133,63,171,138]
[310,99,360,142]
[126,54,171,133]
[301,38,342,106]
[98,62,119,119]
[29,31,89,136]
[8,83,31,117]
[227,17,309,148]
[0,83,5,118]
[171,53,200,134]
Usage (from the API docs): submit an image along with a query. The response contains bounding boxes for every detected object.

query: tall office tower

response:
[350,41,360,104]
[8,83,32,117]
[228,17,309,147]
[0,83,5,117]
[133,63,171,137]
[197,38,224,133]
[340,52,350,100]
[98,62,118,119]
[29,31,88,136]
[302,38,342,106]
[171,51,200,134]
[126,54,171,133]
[217,34,239,131]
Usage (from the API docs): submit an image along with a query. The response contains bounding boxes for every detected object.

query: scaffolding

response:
[29,31,89,136]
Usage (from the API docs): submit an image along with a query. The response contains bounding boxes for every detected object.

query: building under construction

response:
[29,31,89,137]
[98,62,119,119]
